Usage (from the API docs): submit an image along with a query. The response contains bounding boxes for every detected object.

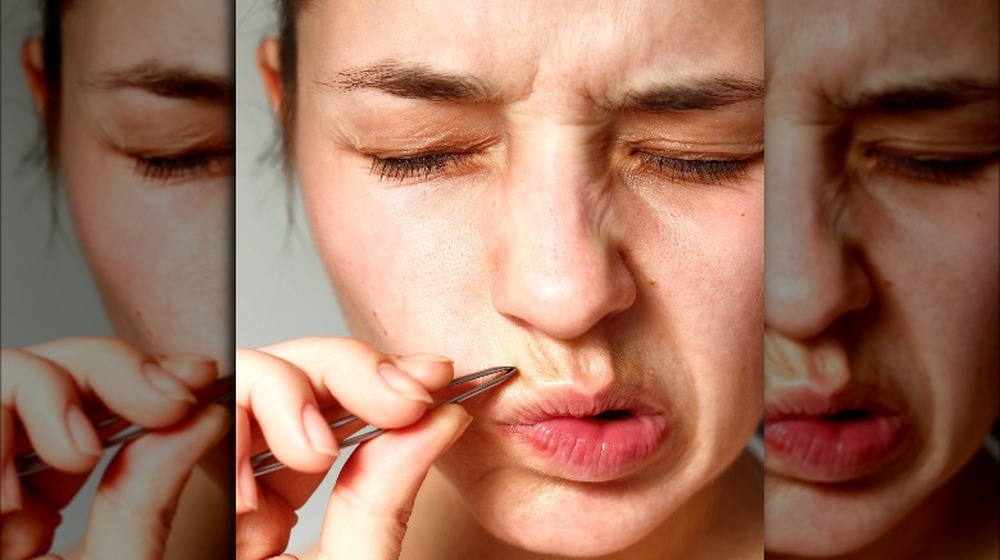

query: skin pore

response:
[763,1,998,558]
[262,1,764,558]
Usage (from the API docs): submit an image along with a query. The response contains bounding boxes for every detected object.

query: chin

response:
[764,476,908,557]
[455,466,680,557]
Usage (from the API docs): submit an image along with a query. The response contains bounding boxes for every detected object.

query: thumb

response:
[318,404,472,560]
[81,404,232,559]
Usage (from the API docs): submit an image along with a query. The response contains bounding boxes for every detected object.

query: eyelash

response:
[369,153,464,182]
[133,150,234,182]
[638,152,754,185]
[369,151,756,185]
[866,148,997,185]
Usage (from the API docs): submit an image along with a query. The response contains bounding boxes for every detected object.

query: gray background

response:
[236,0,351,554]
[2,0,113,551]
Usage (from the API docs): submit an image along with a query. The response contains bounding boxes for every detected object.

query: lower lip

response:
[764,414,905,483]
[503,414,668,482]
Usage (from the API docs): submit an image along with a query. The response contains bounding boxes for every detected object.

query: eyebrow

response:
[609,76,765,112]
[319,60,496,102]
[88,62,233,103]
[847,78,999,113]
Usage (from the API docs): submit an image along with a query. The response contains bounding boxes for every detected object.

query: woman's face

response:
[50,0,232,366]
[289,0,763,554]
[764,0,998,556]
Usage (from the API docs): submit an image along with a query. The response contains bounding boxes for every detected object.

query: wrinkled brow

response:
[609,76,765,112]
[88,61,233,103]
[845,78,999,113]
[318,60,497,102]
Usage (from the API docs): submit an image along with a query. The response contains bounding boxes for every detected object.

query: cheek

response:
[59,127,229,356]
[302,164,476,347]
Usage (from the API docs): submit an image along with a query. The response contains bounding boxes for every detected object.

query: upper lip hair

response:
[490,381,666,425]
[764,386,901,422]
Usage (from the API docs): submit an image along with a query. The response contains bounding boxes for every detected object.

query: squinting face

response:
[56,0,233,367]
[291,0,763,555]
[764,0,998,556]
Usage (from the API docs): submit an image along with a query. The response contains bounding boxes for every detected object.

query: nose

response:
[764,122,872,340]
[491,127,636,340]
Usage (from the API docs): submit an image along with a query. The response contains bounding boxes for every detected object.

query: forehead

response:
[297,0,763,101]
[60,0,230,79]
[766,0,999,103]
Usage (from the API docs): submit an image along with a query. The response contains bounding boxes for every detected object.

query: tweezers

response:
[251,365,517,477]
[16,376,235,477]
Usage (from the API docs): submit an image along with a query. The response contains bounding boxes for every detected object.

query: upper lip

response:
[489,380,667,425]
[764,386,902,422]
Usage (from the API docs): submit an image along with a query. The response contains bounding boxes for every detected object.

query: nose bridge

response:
[764,122,872,340]
[491,118,636,340]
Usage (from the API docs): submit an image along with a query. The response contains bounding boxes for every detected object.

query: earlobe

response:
[21,38,47,114]
[257,38,283,115]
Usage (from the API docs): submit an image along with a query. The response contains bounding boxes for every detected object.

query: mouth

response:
[763,392,907,483]
[499,393,670,483]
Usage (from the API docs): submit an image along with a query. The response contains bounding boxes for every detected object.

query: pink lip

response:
[497,390,669,482]
[764,389,907,483]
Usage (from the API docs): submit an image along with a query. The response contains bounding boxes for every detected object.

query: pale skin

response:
[764,1,998,558]
[2,0,233,558]
[239,1,764,559]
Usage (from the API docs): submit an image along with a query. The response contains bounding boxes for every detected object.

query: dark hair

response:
[277,0,305,161]
[40,0,68,174]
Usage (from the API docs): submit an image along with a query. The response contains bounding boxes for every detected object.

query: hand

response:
[0,337,231,560]
[235,337,471,560]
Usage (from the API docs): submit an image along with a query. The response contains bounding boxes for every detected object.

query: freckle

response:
[649,279,656,286]
[884,280,893,288]
[740,212,745,217]
[372,310,377,317]
[382,329,388,336]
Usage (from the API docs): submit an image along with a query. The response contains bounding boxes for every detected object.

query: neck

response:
[403,452,764,560]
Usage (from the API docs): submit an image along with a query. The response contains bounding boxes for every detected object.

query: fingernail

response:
[155,353,216,365]
[65,404,103,457]
[302,404,338,457]
[142,362,198,403]
[239,459,258,511]
[154,354,219,384]
[397,353,454,364]
[2,460,22,513]
[377,363,434,404]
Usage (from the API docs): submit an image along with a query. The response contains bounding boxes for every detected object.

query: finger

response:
[390,354,456,390]
[259,337,442,428]
[319,404,472,559]
[1,407,21,513]
[236,488,298,560]
[235,403,258,514]
[237,349,339,475]
[0,491,61,560]
[1,349,102,473]
[80,404,231,560]
[27,337,218,428]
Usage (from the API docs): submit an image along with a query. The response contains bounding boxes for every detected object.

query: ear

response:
[257,38,283,116]
[21,38,47,114]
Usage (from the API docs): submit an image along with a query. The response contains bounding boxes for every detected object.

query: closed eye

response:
[637,151,757,185]
[865,148,998,185]
[132,149,234,182]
